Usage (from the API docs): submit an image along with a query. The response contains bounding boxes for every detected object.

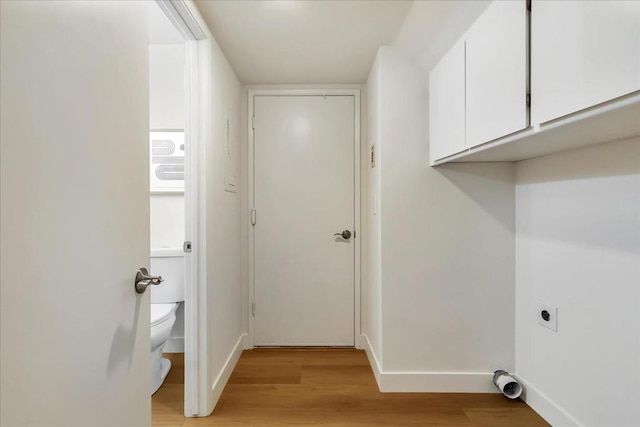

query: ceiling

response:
[194,0,414,84]
[393,0,490,72]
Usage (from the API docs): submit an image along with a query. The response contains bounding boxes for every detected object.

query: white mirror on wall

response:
[150,130,185,193]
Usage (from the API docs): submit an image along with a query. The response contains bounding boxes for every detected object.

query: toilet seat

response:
[151,303,177,327]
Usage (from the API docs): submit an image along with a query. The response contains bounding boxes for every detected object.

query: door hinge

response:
[526,93,531,107]
[251,209,257,226]
[183,241,192,253]
[251,115,255,129]
[526,0,531,12]
[251,302,255,317]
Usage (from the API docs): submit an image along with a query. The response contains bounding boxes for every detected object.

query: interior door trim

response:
[247,89,362,350]
[158,0,210,417]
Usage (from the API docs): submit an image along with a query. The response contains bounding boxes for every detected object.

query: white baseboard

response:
[517,375,582,427]
[164,337,185,353]
[361,334,498,393]
[361,334,383,389]
[360,334,581,425]
[210,334,246,409]
[381,371,497,393]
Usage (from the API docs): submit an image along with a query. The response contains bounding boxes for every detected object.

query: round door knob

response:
[333,230,352,240]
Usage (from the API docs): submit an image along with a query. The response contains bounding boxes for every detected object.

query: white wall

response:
[149,43,186,352]
[362,47,516,392]
[196,17,244,415]
[150,194,185,249]
[515,137,640,427]
[364,59,384,373]
[149,44,185,131]
[389,1,640,422]
[149,44,185,251]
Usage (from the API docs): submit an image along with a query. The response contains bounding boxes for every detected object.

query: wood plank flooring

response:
[152,353,186,427]
[152,349,549,427]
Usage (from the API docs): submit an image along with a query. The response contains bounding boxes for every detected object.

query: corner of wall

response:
[209,333,246,413]
[369,44,516,392]
[363,48,385,371]
[361,334,383,390]
[517,376,582,427]
[514,138,640,427]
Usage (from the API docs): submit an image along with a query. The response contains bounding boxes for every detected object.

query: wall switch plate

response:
[536,301,558,332]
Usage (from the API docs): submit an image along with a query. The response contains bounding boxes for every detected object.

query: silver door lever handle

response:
[334,230,352,240]
[135,267,164,294]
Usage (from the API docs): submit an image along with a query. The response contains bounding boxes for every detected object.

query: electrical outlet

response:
[536,301,558,332]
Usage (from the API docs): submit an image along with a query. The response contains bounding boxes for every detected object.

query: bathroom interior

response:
[148,1,187,396]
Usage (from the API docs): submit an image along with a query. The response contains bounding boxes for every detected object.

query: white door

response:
[1,2,151,426]
[253,95,356,346]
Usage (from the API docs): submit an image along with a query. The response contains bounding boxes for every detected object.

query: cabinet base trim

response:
[432,91,640,164]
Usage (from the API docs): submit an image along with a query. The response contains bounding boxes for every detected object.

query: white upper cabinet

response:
[429,39,466,161]
[429,0,528,161]
[429,0,640,164]
[465,0,528,148]
[531,0,640,125]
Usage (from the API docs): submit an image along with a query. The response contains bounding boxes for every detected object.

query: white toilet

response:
[150,248,184,395]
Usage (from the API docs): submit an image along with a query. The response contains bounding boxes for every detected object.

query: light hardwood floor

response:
[152,349,549,427]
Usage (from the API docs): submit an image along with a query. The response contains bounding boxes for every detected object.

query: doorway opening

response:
[148,0,206,419]
[148,0,187,406]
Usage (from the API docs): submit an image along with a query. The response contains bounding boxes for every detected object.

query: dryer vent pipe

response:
[492,370,522,399]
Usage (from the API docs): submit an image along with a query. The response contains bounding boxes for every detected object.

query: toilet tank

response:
[150,248,185,303]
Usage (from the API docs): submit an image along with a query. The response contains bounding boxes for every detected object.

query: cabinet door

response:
[531,0,640,125]
[465,0,528,148]
[429,39,466,161]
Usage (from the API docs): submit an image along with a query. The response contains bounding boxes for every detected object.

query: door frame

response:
[154,0,208,417]
[247,89,362,349]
